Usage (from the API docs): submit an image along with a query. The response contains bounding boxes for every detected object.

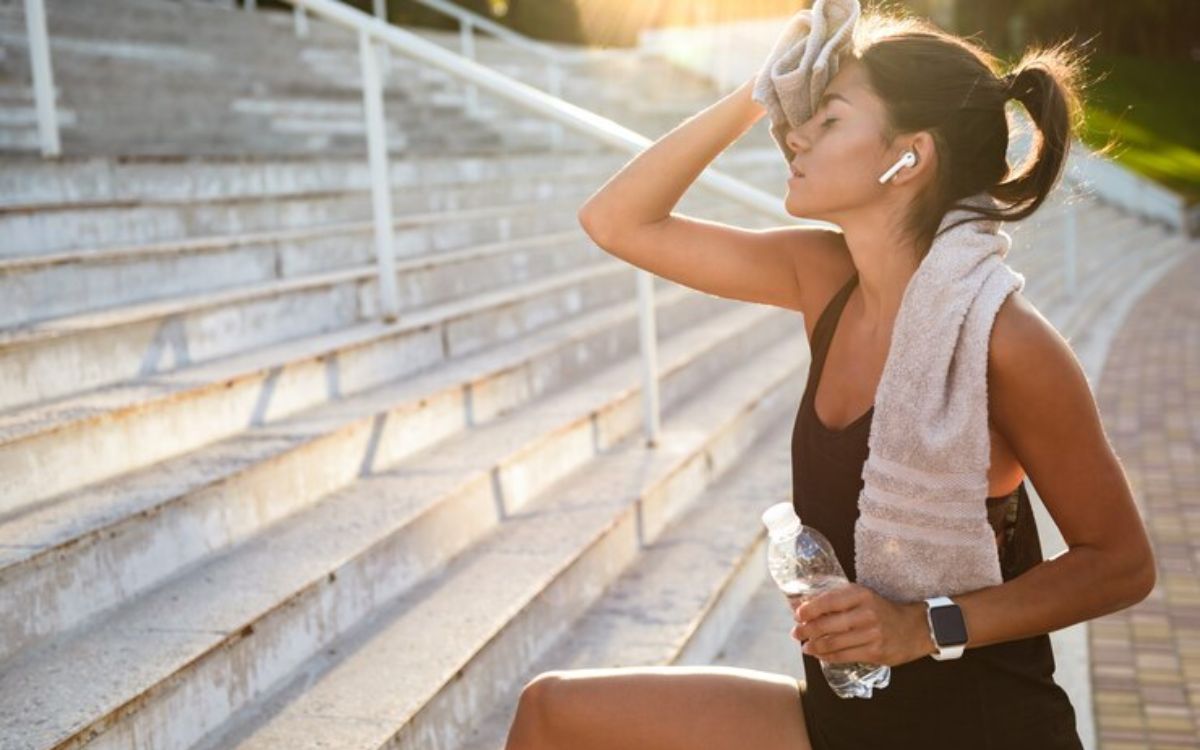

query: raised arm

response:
[577,75,843,313]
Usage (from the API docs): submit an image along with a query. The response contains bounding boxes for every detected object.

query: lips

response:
[790,165,805,178]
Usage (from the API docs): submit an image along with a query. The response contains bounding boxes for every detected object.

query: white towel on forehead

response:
[751,1,1027,603]
[751,0,860,165]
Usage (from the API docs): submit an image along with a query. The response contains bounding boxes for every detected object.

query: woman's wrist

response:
[909,601,938,659]
[738,75,767,122]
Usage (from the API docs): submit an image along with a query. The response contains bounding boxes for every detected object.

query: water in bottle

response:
[761,501,891,699]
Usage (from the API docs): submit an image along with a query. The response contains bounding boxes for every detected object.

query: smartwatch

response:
[923,596,968,661]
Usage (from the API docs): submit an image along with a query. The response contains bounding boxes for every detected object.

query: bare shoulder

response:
[776,227,855,338]
[987,288,1109,490]
[988,290,1065,380]
[987,289,1156,587]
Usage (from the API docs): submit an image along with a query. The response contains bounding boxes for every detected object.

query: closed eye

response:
[821,118,838,128]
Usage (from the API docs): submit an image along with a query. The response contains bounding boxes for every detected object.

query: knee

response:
[512,672,564,741]
[520,671,565,714]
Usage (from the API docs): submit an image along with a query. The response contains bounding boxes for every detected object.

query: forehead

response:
[820,62,873,108]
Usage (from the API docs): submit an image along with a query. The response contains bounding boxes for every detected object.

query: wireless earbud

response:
[878,149,918,184]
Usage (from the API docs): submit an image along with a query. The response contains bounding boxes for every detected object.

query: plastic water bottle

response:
[761,501,891,699]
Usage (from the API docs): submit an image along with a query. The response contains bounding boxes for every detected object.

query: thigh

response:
[530,665,813,750]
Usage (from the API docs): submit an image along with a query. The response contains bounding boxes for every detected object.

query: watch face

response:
[930,605,968,647]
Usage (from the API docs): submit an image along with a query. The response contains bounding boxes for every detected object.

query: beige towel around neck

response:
[752,2,1027,603]
[854,195,1026,603]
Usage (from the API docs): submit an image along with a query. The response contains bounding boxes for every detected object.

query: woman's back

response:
[790,272,1084,749]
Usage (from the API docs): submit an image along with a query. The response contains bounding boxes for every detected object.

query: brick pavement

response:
[1092,249,1200,750]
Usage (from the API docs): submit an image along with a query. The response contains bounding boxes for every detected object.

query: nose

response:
[785,123,811,155]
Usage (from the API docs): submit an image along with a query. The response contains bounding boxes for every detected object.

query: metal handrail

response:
[15,0,1085,448]
[17,0,801,448]
[306,0,584,140]
[406,0,583,64]
[402,0,569,141]
[278,0,801,447]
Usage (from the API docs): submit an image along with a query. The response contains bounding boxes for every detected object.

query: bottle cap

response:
[761,502,801,535]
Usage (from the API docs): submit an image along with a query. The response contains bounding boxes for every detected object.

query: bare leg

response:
[505,665,812,750]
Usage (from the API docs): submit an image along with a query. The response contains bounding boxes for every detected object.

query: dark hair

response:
[845,5,1098,259]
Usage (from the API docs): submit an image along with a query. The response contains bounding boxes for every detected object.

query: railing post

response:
[460,18,478,116]
[547,62,564,149]
[636,272,661,446]
[358,28,401,322]
[372,0,390,79]
[293,4,309,38]
[280,0,803,451]
[23,0,60,158]
[1064,173,1078,301]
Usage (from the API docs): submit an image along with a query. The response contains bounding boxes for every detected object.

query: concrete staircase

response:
[1,1,1196,749]
[0,0,718,156]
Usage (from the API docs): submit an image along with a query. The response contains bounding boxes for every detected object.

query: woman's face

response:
[782,60,894,223]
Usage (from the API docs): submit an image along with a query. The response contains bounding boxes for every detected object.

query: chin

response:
[785,198,825,222]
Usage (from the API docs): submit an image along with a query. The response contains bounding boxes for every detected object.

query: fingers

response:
[793,607,874,643]
[793,582,860,622]
[810,634,883,664]
[802,624,882,664]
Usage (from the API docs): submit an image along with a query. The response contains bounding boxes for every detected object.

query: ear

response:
[890,131,937,187]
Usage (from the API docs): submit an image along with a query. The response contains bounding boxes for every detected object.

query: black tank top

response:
[791,272,1084,749]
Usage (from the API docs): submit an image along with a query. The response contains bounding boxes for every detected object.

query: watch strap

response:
[924,596,966,661]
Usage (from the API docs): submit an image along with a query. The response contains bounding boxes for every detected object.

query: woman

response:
[505,9,1156,750]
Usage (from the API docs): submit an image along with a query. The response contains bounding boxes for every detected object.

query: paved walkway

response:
[1092,249,1200,749]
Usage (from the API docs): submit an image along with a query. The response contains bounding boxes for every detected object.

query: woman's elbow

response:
[577,205,617,248]
[1133,553,1157,601]
[1119,545,1158,607]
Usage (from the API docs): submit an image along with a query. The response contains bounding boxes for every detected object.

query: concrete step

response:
[295,44,707,96]
[0,214,599,328]
[0,185,742,413]
[0,297,806,750]
[32,124,600,158]
[0,176,628,327]
[0,103,76,126]
[0,74,601,158]
[0,150,622,208]
[0,207,595,406]
[401,25,655,73]
[0,191,749,505]
[1016,206,1143,305]
[0,148,651,321]
[21,115,602,160]
[1057,229,1194,344]
[1036,210,1154,309]
[709,557,807,685]
[450,421,800,750]
[0,68,507,135]
[0,253,645,499]
[0,71,588,152]
[0,1,669,159]
[0,127,38,150]
[1064,232,1198,384]
[216,400,800,750]
[0,175,604,258]
[0,0,705,158]
[0,173,601,257]
[205,325,799,750]
[6,0,647,85]
[0,276,743,665]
